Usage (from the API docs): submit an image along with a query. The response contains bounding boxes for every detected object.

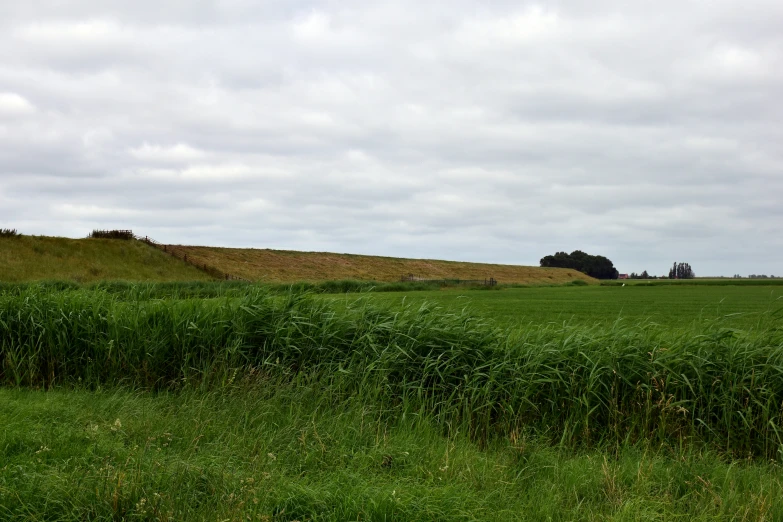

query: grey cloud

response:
[1,0,781,276]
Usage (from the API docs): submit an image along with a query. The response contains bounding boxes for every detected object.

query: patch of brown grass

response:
[172,245,598,285]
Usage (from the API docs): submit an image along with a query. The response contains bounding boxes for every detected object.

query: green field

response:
[2,283,783,520]
[355,285,783,329]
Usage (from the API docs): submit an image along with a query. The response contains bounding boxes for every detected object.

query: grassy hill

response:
[172,245,597,284]
[1,235,596,285]
[0,235,212,283]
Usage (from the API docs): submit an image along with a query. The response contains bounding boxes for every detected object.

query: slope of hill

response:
[172,245,598,285]
[0,236,212,283]
[1,235,597,285]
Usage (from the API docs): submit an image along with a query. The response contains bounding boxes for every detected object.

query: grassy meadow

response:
[2,282,783,519]
[355,284,783,329]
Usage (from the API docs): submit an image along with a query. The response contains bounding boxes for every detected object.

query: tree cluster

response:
[540,250,619,279]
[628,271,653,279]
[668,262,695,279]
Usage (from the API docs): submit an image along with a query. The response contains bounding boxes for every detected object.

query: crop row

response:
[2,286,783,457]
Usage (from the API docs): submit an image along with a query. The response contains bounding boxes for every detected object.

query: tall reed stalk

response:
[1,285,782,457]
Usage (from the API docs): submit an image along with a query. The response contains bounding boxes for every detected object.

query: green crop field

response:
[2,282,783,520]
[351,285,783,329]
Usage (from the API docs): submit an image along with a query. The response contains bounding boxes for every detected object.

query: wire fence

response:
[131,232,251,282]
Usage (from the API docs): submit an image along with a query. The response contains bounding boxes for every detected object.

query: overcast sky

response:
[1,1,781,276]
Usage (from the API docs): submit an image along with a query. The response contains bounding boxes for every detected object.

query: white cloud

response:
[129,143,207,164]
[0,92,36,115]
[16,19,123,43]
[291,10,332,41]
[455,5,562,46]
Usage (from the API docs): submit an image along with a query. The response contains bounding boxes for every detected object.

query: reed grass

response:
[0,279,475,300]
[2,285,783,458]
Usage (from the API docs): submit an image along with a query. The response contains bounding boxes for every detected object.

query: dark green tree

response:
[540,250,619,279]
[668,262,695,279]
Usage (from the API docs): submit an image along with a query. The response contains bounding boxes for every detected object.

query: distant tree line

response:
[540,250,619,279]
[668,262,695,279]
[737,274,778,279]
[0,228,19,237]
[599,261,699,280]
[628,271,654,279]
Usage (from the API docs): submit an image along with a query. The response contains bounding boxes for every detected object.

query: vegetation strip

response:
[2,285,783,458]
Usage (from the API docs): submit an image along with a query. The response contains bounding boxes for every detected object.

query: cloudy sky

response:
[1,1,781,276]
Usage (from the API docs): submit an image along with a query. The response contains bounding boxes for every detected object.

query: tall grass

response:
[0,279,447,299]
[2,285,783,457]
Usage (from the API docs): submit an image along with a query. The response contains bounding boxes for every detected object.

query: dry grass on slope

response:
[172,245,597,285]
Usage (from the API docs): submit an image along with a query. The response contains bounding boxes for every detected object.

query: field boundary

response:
[132,233,250,282]
[402,274,498,286]
[601,279,783,287]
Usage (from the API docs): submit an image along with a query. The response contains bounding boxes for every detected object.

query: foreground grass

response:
[2,387,782,521]
[0,236,212,283]
[3,286,783,458]
[3,284,783,519]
